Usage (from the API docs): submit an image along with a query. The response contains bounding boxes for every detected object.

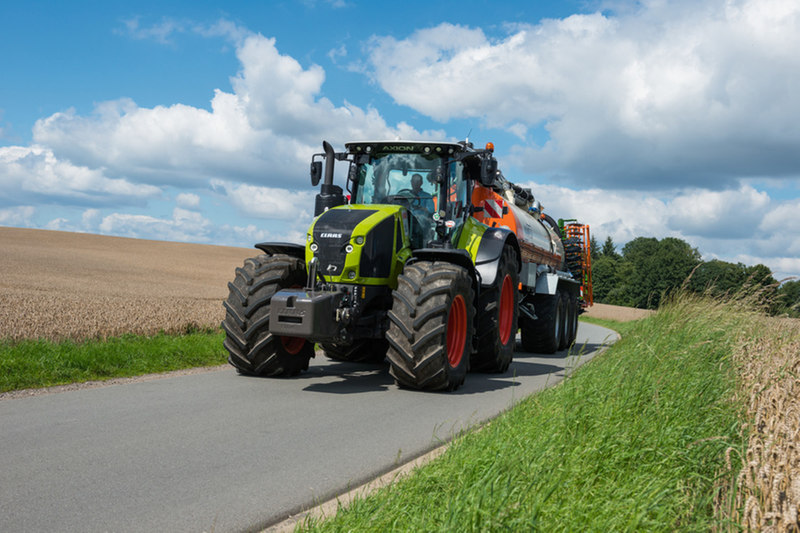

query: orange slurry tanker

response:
[222,139,592,391]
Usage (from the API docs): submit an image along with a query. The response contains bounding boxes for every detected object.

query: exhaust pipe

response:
[314,140,345,216]
[323,140,335,187]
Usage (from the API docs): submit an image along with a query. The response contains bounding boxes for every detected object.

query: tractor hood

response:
[306,204,411,286]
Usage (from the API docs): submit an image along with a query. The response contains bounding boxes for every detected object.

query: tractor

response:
[222,140,587,391]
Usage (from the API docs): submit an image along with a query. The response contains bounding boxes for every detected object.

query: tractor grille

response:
[313,209,375,278]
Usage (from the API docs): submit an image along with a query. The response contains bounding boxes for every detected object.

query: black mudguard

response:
[475,228,521,287]
[255,242,305,260]
[410,248,478,293]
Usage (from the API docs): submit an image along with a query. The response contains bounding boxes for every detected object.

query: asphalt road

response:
[0,323,616,533]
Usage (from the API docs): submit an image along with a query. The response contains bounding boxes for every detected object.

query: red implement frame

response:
[563,223,594,307]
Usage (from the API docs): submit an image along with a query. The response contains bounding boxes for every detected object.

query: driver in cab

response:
[410,173,435,216]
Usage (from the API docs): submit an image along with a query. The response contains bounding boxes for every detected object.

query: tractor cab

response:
[344,141,473,249]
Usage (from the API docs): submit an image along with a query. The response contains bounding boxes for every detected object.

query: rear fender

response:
[474,228,521,287]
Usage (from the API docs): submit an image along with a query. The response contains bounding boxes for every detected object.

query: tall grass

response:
[0,329,226,393]
[300,294,757,532]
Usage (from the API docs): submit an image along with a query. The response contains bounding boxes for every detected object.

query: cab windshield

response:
[353,152,468,248]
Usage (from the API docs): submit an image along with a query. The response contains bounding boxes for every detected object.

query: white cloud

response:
[217,223,306,248]
[366,1,800,189]
[0,206,35,226]
[118,16,187,44]
[30,32,443,194]
[0,145,160,205]
[521,179,798,278]
[211,179,315,222]
[668,186,770,239]
[328,44,347,63]
[176,193,200,208]
[98,207,214,242]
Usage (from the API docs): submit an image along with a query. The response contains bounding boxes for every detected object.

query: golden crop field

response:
[719,316,800,530]
[0,227,255,342]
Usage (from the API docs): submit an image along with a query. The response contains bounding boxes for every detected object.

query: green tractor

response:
[222,140,583,391]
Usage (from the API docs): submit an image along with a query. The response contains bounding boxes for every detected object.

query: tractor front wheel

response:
[386,261,474,391]
[222,254,314,376]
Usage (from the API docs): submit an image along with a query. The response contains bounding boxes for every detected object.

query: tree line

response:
[588,235,800,316]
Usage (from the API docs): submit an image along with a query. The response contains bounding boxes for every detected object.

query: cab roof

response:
[344,140,468,156]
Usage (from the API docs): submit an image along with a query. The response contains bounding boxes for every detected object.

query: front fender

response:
[409,248,478,291]
[255,242,305,259]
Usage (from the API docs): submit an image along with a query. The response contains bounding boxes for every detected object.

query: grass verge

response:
[300,295,754,532]
[0,329,226,393]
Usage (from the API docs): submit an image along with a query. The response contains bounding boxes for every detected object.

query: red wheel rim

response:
[446,295,467,368]
[280,336,305,355]
[498,274,514,345]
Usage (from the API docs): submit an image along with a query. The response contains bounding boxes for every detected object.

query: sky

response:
[1,0,799,280]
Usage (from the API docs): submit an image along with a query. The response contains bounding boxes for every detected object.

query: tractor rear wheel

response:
[386,261,474,391]
[222,254,314,376]
[472,246,518,373]
[520,289,565,354]
[321,339,389,363]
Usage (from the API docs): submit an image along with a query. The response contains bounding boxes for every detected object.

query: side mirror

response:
[480,157,498,187]
[310,161,323,187]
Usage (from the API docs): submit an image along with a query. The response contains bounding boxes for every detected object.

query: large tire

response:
[558,290,572,351]
[563,291,579,349]
[520,289,565,354]
[321,339,389,363]
[386,261,474,391]
[471,246,518,373]
[222,254,314,376]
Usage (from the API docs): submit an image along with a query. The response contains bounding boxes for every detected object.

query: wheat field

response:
[718,316,800,531]
[0,227,255,342]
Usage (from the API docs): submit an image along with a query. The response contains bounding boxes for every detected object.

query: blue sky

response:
[1,0,799,280]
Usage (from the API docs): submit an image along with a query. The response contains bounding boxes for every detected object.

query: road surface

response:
[0,323,616,532]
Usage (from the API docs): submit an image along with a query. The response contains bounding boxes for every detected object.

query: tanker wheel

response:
[471,246,518,373]
[558,290,572,351]
[386,261,474,391]
[321,339,389,363]
[562,291,579,349]
[520,289,565,354]
[221,253,314,376]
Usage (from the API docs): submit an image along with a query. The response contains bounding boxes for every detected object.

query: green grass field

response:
[0,329,226,393]
[298,296,753,532]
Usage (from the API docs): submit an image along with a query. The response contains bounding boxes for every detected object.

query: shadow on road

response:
[232,340,607,395]
[302,362,395,394]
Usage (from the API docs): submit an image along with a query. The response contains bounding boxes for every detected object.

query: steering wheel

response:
[387,188,417,206]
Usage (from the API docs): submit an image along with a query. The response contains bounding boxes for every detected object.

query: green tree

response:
[778,280,800,317]
[589,234,601,263]
[591,255,620,303]
[613,237,701,309]
[687,260,749,297]
[600,236,620,259]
